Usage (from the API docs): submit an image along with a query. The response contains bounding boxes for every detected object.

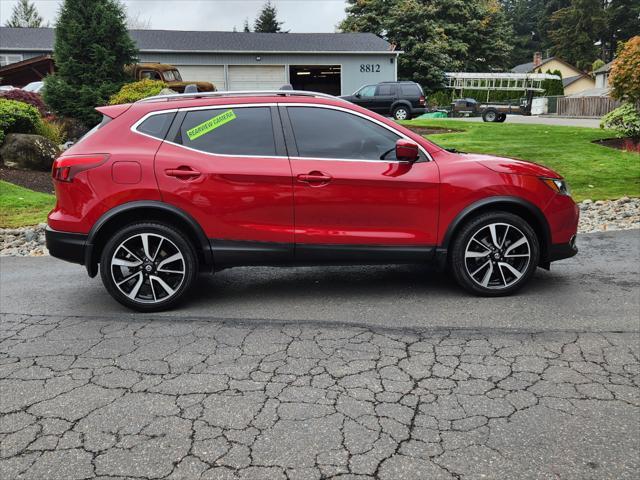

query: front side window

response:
[288,106,402,161]
[357,85,376,97]
[178,107,276,156]
[163,70,176,81]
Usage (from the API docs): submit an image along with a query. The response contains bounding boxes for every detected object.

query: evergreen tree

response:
[541,69,564,95]
[548,0,606,70]
[602,0,640,62]
[501,0,545,65]
[4,0,46,28]
[243,18,251,32]
[43,0,138,126]
[254,1,284,33]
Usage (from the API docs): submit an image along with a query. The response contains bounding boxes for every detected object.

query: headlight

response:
[541,177,571,196]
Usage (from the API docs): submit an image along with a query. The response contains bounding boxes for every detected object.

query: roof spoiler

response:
[95,103,132,119]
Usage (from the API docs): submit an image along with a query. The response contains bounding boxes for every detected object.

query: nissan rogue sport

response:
[46,90,578,311]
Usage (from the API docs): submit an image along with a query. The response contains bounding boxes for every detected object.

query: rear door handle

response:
[165,166,201,179]
[297,171,332,184]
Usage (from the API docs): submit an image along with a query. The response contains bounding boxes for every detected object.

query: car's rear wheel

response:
[450,212,540,296]
[482,109,498,122]
[393,106,410,120]
[100,222,197,311]
[497,113,507,122]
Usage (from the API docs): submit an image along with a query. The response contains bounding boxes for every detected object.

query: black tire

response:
[449,211,540,296]
[393,105,411,121]
[497,114,507,122]
[100,222,198,312]
[482,109,499,122]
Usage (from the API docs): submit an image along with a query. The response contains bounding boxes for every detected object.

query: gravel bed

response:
[1,198,638,257]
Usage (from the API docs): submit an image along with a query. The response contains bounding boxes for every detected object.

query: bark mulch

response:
[0,166,55,194]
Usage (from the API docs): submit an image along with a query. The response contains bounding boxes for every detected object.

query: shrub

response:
[609,36,640,103]
[0,89,48,115]
[600,103,640,143]
[427,90,452,108]
[36,118,67,145]
[0,98,42,145]
[108,79,167,105]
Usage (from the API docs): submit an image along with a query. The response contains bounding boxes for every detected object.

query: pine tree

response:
[43,0,138,126]
[254,1,284,33]
[549,0,606,70]
[4,0,46,28]
[243,18,251,32]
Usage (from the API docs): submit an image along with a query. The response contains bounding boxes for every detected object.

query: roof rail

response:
[137,89,341,103]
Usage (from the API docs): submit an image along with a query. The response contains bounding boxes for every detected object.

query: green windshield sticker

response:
[186,109,237,141]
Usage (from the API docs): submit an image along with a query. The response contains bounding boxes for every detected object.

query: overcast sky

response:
[0,0,349,32]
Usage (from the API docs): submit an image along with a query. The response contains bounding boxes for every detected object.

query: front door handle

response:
[165,166,201,179]
[297,171,332,185]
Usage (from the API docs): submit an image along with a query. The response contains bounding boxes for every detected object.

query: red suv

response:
[46,91,579,311]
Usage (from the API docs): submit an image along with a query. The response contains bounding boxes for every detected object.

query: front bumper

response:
[548,235,578,262]
[45,226,87,265]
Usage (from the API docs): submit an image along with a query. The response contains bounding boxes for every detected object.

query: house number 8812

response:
[360,64,381,73]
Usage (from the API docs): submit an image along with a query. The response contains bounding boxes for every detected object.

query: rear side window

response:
[376,84,395,95]
[400,84,421,96]
[177,107,276,156]
[137,112,176,140]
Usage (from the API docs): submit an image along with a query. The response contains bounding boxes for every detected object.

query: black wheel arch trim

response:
[440,196,552,260]
[84,201,212,277]
[390,100,412,114]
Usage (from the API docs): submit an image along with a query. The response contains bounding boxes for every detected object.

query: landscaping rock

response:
[0,223,48,256]
[0,134,60,171]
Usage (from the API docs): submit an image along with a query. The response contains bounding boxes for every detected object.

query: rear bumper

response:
[548,235,578,262]
[45,226,87,265]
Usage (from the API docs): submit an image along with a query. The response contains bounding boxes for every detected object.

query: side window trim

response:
[282,104,430,163]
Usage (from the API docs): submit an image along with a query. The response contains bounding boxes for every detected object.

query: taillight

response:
[419,95,426,106]
[52,154,109,182]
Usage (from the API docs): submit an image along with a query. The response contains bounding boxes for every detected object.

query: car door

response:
[351,85,376,110]
[152,105,294,265]
[372,83,397,114]
[281,104,440,262]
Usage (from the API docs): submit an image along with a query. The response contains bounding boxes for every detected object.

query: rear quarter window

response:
[136,112,176,140]
[400,85,421,96]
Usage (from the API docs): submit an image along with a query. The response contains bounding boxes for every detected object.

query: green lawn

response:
[0,180,55,228]
[403,119,640,201]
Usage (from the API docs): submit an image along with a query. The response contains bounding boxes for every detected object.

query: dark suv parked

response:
[341,81,426,120]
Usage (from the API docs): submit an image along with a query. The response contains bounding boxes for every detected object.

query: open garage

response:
[1,28,399,95]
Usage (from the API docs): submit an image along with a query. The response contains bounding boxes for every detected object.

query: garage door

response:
[174,65,226,90]
[228,65,286,91]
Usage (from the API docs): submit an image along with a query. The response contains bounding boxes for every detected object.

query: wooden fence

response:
[556,97,623,117]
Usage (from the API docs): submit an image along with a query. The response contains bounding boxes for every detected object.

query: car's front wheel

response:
[100,222,198,311]
[450,212,540,296]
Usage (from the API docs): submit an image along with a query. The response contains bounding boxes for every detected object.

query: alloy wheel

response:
[110,233,186,304]
[395,108,408,120]
[464,222,531,290]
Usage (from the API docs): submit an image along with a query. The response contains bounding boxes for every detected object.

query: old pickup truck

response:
[128,63,216,93]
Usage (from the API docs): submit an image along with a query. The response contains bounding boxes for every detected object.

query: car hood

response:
[465,153,561,178]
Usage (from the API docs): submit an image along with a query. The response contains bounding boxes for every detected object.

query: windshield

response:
[171,70,182,81]
[23,82,43,92]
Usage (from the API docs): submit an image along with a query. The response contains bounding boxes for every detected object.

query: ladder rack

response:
[445,72,560,93]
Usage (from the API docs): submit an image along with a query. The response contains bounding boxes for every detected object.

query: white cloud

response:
[0,0,349,32]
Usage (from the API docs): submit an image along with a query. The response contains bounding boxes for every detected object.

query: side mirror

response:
[395,139,419,162]
[354,93,361,98]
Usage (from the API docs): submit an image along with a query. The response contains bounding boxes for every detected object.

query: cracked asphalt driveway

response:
[1,231,639,479]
